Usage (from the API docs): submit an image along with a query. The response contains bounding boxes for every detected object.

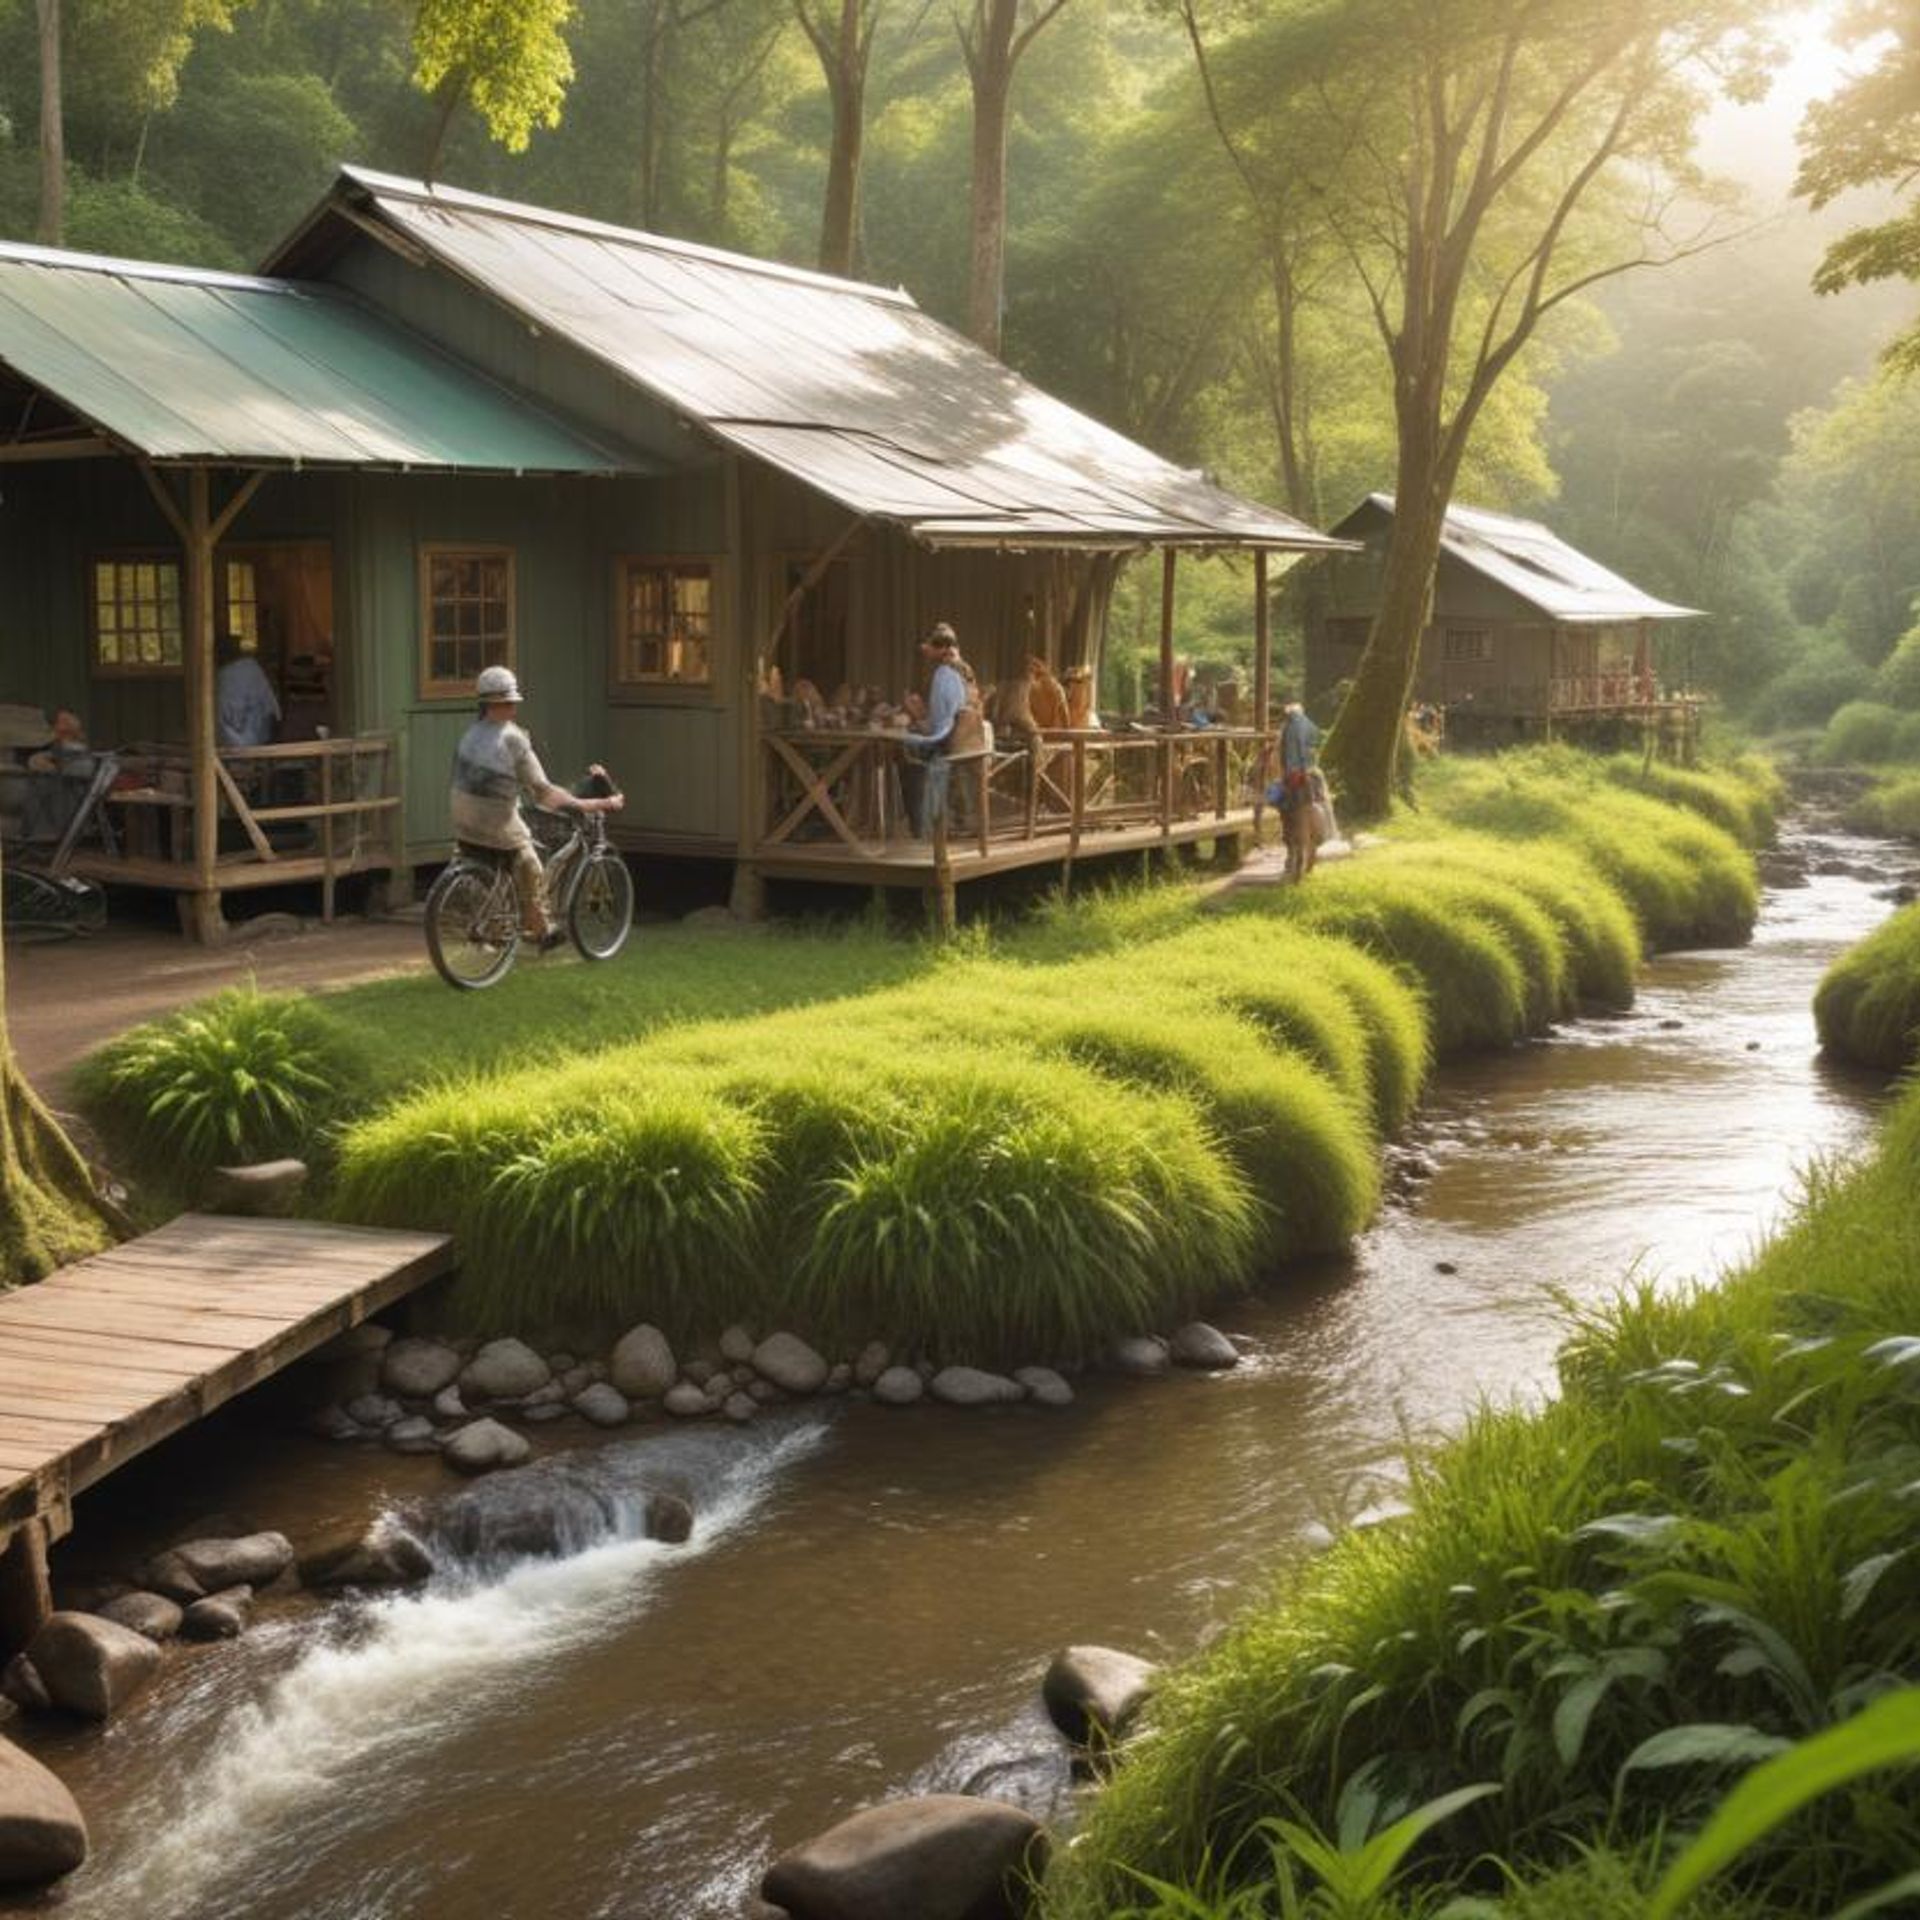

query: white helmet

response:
[475,665,523,705]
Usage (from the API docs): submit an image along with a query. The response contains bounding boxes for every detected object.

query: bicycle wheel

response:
[426,864,520,990]
[567,850,634,961]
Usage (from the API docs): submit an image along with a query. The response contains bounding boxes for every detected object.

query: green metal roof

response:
[0,242,655,474]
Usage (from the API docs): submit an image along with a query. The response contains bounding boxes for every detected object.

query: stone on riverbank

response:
[930,1367,1023,1408]
[1013,1367,1074,1408]
[609,1325,678,1399]
[346,1393,405,1430]
[381,1338,463,1399]
[182,1587,253,1641]
[646,1493,695,1544]
[1041,1645,1158,1747]
[386,1415,439,1454]
[762,1793,1047,1920]
[169,1533,294,1593]
[0,1734,88,1885]
[299,1520,433,1590]
[1169,1323,1239,1370]
[871,1367,924,1407]
[573,1383,632,1427]
[852,1341,890,1387]
[753,1333,830,1396]
[664,1382,711,1417]
[723,1392,758,1424]
[443,1418,532,1474]
[720,1324,757,1363]
[459,1340,551,1404]
[25,1613,161,1720]
[93,1592,183,1643]
[1108,1336,1170,1378]
[432,1385,468,1422]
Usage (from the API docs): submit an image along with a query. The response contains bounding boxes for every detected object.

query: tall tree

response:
[957,0,1068,351]
[36,0,63,243]
[793,0,879,273]
[1184,0,1765,817]
[1799,0,1920,373]
[411,0,577,182]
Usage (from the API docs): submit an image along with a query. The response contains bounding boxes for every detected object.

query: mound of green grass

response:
[1818,700,1908,769]
[1042,1079,1920,1920]
[1846,771,1920,841]
[1814,901,1920,1070]
[1599,752,1780,847]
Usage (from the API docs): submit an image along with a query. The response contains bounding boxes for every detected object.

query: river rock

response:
[386,1415,440,1454]
[1013,1366,1074,1408]
[823,1363,852,1394]
[459,1340,551,1404]
[646,1493,695,1544]
[664,1382,711,1417]
[443,1418,533,1474]
[753,1332,830,1396]
[1042,1645,1158,1746]
[345,1393,405,1430]
[170,1533,294,1592]
[609,1324,678,1399]
[182,1587,252,1641]
[93,1592,183,1643]
[300,1519,433,1591]
[0,1734,88,1885]
[303,1402,363,1442]
[722,1391,758,1423]
[202,1157,308,1217]
[852,1341,891,1387]
[929,1366,1022,1408]
[872,1367,924,1407]
[522,1401,570,1424]
[380,1338,463,1399]
[139,1551,205,1603]
[25,1613,161,1720]
[719,1324,757,1364]
[762,1794,1047,1920]
[1109,1336,1170,1378]
[573,1383,632,1428]
[558,1365,597,1398]
[0,1657,49,1714]
[1169,1322,1239,1370]
[683,1359,715,1387]
[432,1385,468,1422]
[747,1377,785,1405]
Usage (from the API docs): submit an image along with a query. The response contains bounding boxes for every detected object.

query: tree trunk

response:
[421,70,466,184]
[0,853,111,1285]
[965,5,1016,352]
[35,0,63,247]
[818,69,864,272]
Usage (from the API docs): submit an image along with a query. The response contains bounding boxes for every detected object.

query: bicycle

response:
[424,776,635,990]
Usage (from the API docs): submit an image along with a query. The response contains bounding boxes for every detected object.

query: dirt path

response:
[8,918,428,1102]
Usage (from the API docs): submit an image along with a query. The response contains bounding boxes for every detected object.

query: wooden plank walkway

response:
[0,1213,453,1548]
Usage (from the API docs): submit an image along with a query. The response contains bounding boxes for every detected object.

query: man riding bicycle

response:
[450,666,623,947]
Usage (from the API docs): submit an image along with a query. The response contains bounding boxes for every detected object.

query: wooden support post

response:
[1159,547,1177,721]
[930,806,956,936]
[1252,548,1272,728]
[975,757,990,859]
[320,745,336,922]
[0,1519,52,1661]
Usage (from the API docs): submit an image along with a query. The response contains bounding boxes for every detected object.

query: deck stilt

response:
[0,1520,52,1660]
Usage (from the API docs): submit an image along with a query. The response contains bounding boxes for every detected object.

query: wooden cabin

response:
[0,168,1348,940]
[1310,495,1705,758]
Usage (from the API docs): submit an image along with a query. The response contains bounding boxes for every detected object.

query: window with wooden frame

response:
[1443,626,1492,663]
[421,546,514,699]
[223,559,260,649]
[614,558,714,689]
[92,554,183,674]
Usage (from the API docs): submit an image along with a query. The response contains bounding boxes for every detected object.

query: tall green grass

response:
[1814,901,1920,1070]
[1042,1080,1920,1919]
[1846,771,1920,842]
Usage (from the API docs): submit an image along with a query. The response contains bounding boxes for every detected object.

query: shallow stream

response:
[12,819,1910,1920]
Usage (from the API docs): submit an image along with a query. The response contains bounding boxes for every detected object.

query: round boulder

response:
[852,1341,891,1388]
[929,1367,1023,1408]
[722,1392,758,1424]
[1108,1336,1170,1378]
[719,1324,757,1364]
[299,1519,433,1590]
[663,1382,711,1418]
[762,1793,1047,1920]
[380,1337,463,1399]
[573,1383,632,1428]
[182,1587,253,1641]
[0,1734,87,1885]
[386,1415,440,1455]
[1169,1322,1239,1370]
[345,1393,405,1430]
[609,1324,678,1400]
[753,1332,830,1396]
[871,1367,924,1408]
[1041,1645,1158,1747]
[459,1339,551,1404]
[26,1613,161,1721]
[1012,1367,1074,1408]
[442,1418,533,1475]
[168,1532,294,1592]
[93,1591,184,1643]
[432,1384,468,1422]
[645,1493,695,1544]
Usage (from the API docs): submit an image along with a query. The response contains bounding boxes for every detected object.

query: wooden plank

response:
[41,1263,370,1308]
[0,1326,220,1374]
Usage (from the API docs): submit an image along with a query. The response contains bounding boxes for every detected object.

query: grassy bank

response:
[1814,901,1920,1070]
[71,749,1771,1347]
[1846,770,1920,842]
[1040,1072,1920,1920]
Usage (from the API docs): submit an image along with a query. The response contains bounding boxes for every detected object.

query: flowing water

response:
[12,820,1911,1920]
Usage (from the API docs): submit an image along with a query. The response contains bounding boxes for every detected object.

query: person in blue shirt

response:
[904,622,982,838]
[216,636,281,749]
[1278,699,1322,882]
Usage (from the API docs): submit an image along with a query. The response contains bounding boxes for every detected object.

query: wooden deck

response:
[0,1213,453,1550]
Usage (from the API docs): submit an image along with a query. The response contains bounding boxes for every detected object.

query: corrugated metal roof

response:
[0,242,654,474]
[300,169,1348,552]
[1345,494,1703,625]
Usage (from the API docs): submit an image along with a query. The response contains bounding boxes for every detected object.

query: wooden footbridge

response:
[0,1213,453,1647]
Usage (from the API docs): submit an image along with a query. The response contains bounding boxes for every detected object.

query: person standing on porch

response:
[903,623,983,838]
[449,666,623,946]
[215,635,280,749]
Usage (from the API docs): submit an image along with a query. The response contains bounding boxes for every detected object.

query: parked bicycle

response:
[424,774,635,989]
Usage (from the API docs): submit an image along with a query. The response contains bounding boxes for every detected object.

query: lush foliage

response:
[1814,901,1920,1071]
[1043,1075,1920,1918]
[1847,772,1920,842]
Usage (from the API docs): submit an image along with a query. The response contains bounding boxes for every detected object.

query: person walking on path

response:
[1279,699,1322,883]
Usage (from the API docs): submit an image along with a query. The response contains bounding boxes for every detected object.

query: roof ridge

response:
[0,238,302,295]
[340,166,920,311]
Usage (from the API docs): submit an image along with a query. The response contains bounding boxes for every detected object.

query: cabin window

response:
[92,555,183,674]
[614,559,713,687]
[420,546,515,699]
[223,560,260,649]
[1443,627,1491,663]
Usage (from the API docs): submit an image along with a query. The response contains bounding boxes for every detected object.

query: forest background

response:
[1,0,1917,738]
